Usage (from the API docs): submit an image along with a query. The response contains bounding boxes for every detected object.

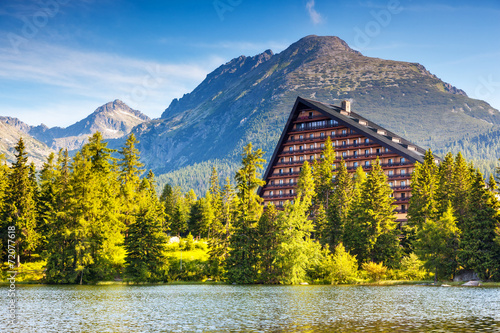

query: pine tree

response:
[408,149,439,230]
[3,138,39,266]
[117,133,144,227]
[44,149,77,283]
[459,170,500,280]
[208,177,235,281]
[124,172,167,282]
[313,136,335,209]
[452,152,472,222]
[415,202,460,282]
[326,159,353,250]
[226,143,265,283]
[256,203,281,284]
[436,152,455,214]
[343,157,400,267]
[275,161,317,284]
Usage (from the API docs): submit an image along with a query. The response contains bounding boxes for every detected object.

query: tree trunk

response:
[434,267,438,284]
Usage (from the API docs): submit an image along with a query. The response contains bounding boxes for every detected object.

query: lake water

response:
[1,284,499,332]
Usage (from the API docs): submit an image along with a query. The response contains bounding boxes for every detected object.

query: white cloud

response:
[0,42,221,126]
[306,0,324,25]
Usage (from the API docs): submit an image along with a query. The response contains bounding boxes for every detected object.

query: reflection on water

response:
[1,284,499,332]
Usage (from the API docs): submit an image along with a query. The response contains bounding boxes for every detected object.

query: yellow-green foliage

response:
[362,262,388,282]
[328,243,359,284]
[1,261,46,282]
[164,238,209,281]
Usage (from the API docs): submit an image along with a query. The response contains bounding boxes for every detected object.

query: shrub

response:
[362,262,387,282]
[329,243,359,284]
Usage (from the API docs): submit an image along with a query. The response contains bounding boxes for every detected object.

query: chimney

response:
[341,100,351,113]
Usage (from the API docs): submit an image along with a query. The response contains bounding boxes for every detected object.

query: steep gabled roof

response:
[258,97,431,195]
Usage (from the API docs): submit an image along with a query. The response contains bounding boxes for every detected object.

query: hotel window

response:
[401,193,406,198]
[351,129,355,134]
[389,182,393,187]
[365,161,370,167]
[365,149,369,156]
[310,144,314,150]
[289,147,293,152]
[289,189,293,194]
[270,191,273,196]
[289,168,293,173]
[270,180,274,185]
[353,162,358,167]
[342,152,347,158]
[279,190,283,195]
[289,179,293,184]
[299,145,304,151]
[401,157,406,163]
[365,138,369,144]
[388,158,393,165]
[299,156,304,161]
[332,142,335,147]
[310,133,314,139]
[279,169,283,174]
[342,141,347,146]
[331,131,335,136]
[310,155,314,161]
[289,157,293,162]
[321,143,325,148]
[279,201,284,206]
[353,151,357,157]
[353,139,357,146]
[401,181,406,187]
[401,169,406,175]
[299,135,304,140]
[309,111,313,118]
[279,179,283,184]
[342,129,347,135]
[376,148,381,154]
[290,135,294,141]
[388,170,394,176]
[320,132,325,138]
[401,205,406,212]
[321,154,325,159]
[280,157,284,163]
[385,148,389,152]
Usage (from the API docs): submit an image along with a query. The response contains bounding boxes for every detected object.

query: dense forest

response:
[1,134,499,284]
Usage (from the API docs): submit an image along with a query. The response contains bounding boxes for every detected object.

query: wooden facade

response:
[257,97,431,222]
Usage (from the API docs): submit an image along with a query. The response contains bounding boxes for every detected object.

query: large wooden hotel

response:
[258,97,433,222]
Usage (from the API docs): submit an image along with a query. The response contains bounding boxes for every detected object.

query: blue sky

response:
[0,0,499,127]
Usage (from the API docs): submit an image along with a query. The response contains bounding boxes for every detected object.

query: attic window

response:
[359,120,368,126]
[392,137,401,143]
[407,145,416,151]
[377,129,387,135]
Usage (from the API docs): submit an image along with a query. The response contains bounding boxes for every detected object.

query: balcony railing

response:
[262,193,297,199]
[265,182,298,189]
[270,171,301,177]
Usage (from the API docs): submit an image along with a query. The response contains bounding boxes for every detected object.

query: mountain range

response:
[2,35,499,193]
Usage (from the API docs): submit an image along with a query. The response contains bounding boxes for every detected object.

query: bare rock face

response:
[462,281,482,287]
[30,99,150,151]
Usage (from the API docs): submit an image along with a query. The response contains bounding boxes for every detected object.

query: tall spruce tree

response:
[326,159,353,250]
[415,202,460,282]
[3,138,39,266]
[276,162,317,284]
[208,177,235,281]
[313,136,335,209]
[343,157,400,266]
[459,170,500,280]
[225,143,265,283]
[408,149,439,230]
[124,171,167,282]
[256,203,282,284]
